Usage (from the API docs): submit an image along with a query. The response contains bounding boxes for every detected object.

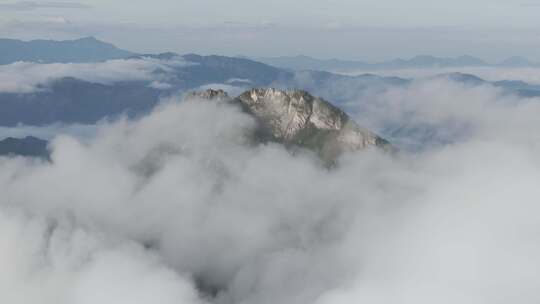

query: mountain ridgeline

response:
[0,37,134,64]
[188,88,391,162]
[0,52,406,126]
[1,37,538,69]
[1,89,391,162]
[2,37,540,155]
[254,54,540,72]
[0,136,49,159]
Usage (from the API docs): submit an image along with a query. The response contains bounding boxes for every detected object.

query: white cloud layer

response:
[1,77,540,303]
[345,78,540,150]
[0,58,187,93]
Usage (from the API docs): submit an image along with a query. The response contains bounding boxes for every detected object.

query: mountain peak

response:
[187,89,230,100]
[76,36,99,42]
[189,88,391,161]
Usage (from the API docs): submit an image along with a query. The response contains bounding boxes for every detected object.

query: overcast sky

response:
[1,0,540,61]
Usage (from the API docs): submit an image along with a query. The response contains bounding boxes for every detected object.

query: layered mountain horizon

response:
[2,36,540,156]
[0,37,134,64]
[1,37,539,129]
[1,88,390,161]
[2,1,540,301]
[253,54,540,71]
[1,37,538,70]
[0,136,49,159]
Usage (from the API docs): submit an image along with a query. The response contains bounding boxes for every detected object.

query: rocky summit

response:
[188,88,391,161]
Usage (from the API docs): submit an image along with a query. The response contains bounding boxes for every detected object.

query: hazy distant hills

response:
[159,53,291,88]
[1,36,540,157]
[0,87,392,161]
[1,37,540,142]
[498,56,538,67]
[2,36,538,70]
[0,136,49,158]
[0,78,162,126]
[1,54,539,127]
[254,54,540,71]
[0,37,134,64]
[0,61,408,126]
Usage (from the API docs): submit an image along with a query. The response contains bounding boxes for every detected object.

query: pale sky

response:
[1,0,540,61]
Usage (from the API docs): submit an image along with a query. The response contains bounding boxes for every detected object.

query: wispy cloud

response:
[0,58,191,93]
[0,1,91,11]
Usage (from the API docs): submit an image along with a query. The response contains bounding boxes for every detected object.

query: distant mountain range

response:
[0,49,406,126]
[253,54,540,72]
[1,37,540,153]
[1,37,538,70]
[1,88,391,161]
[0,77,163,126]
[1,51,539,127]
[0,37,134,64]
[0,136,49,159]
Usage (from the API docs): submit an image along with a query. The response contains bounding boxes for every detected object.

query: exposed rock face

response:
[186,89,230,101]
[188,88,391,161]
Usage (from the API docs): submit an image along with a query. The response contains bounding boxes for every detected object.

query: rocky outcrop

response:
[188,88,391,161]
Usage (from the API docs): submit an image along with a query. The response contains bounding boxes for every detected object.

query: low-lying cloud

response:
[0,57,188,93]
[1,75,540,303]
[345,78,540,150]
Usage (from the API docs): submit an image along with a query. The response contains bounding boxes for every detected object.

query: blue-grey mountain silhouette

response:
[0,37,134,64]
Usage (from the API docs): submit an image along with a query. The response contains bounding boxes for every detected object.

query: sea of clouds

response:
[0,57,189,94]
[1,63,540,304]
